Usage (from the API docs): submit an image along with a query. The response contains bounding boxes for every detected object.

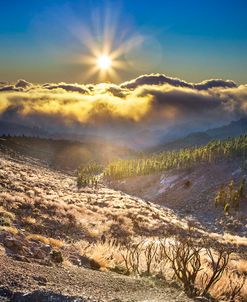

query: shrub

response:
[120,237,234,299]
[0,217,12,227]
[0,226,19,235]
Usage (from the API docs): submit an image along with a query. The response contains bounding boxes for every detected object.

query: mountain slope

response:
[152,118,247,152]
[0,139,246,301]
[0,136,133,171]
[0,139,195,301]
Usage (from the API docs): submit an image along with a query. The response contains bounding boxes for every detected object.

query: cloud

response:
[121,73,237,90]
[194,79,237,90]
[121,74,192,89]
[42,82,89,94]
[0,74,246,144]
[0,85,20,92]
[15,79,32,89]
[0,79,32,92]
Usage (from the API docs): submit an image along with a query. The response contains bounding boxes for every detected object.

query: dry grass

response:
[0,226,19,235]
[26,234,64,248]
[74,239,124,271]
[0,206,15,221]
[234,258,247,274]
[200,230,247,248]
[0,151,246,300]
[23,216,36,224]
[0,154,183,243]
[210,271,247,301]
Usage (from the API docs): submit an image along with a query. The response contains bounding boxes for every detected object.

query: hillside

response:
[0,250,192,302]
[0,139,246,301]
[0,136,133,171]
[105,135,247,237]
[107,158,247,237]
[152,118,247,152]
[0,143,195,301]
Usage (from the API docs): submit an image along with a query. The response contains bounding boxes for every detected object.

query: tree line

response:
[104,135,247,180]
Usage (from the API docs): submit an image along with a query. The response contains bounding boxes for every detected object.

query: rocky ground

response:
[0,141,246,301]
[0,247,193,302]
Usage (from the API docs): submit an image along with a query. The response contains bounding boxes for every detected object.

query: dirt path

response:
[0,251,193,302]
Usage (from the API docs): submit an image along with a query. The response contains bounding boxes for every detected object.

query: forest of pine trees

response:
[103,135,247,180]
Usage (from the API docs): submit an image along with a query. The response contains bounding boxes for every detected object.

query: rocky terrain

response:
[0,139,246,301]
[0,247,193,302]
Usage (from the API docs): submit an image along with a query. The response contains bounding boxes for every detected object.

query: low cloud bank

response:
[0,74,246,144]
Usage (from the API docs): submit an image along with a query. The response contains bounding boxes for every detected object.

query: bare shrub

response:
[161,238,203,296]
[121,241,144,275]
[200,247,231,296]
[121,239,169,276]
[226,274,246,302]
[120,237,234,299]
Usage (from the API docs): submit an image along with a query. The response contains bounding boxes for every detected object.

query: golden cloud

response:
[0,74,246,133]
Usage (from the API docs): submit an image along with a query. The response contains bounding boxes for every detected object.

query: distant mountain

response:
[0,120,50,137]
[206,118,247,139]
[2,118,247,154]
[151,118,247,153]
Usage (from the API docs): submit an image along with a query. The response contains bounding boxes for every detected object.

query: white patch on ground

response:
[232,168,241,176]
[159,174,179,194]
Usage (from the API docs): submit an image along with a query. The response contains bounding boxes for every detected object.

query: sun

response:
[97,55,112,70]
[75,9,141,82]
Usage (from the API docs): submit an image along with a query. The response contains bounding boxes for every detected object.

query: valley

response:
[0,135,246,301]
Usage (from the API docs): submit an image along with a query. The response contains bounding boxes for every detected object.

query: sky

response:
[0,0,247,84]
[0,1,247,145]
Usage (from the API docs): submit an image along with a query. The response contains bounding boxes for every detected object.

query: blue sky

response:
[0,0,247,83]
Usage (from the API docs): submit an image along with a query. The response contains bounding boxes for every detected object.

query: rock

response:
[4,238,24,254]
[0,287,12,300]
[41,244,51,254]
[12,254,31,263]
[33,249,46,260]
[79,255,101,270]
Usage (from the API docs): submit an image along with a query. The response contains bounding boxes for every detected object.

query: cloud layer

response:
[0,74,246,145]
